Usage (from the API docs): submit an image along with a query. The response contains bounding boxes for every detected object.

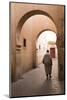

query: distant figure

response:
[43,50,52,79]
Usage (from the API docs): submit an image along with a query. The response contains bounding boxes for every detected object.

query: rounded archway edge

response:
[17,10,57,33]
[36,29,57,41]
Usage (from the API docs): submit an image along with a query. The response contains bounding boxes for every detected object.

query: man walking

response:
[43,50,52,79]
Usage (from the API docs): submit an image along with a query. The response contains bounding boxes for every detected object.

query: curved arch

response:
[17,10,56,33]
[36,29,57,40]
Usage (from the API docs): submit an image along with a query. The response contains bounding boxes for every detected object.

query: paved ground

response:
[11,61,64,97]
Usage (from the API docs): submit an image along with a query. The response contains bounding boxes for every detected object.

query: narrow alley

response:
[12,59,64,97]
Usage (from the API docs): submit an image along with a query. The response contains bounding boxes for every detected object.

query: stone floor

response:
[11,61,65,97]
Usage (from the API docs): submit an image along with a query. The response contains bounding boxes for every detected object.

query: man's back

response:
[43,54,52,66]
[43,50,52,79]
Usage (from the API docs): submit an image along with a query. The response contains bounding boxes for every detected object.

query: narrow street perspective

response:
[10,2,65,97]
[12,59,64,97]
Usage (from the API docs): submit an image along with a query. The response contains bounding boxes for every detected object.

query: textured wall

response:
[10,3,64,81]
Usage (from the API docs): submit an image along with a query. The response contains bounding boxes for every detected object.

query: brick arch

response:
[17,10,56,33]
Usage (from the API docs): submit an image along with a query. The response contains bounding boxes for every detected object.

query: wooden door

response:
[50,48,55,58]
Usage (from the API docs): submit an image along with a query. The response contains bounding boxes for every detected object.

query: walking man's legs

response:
[46,74,48,80]
[49,73,51,79]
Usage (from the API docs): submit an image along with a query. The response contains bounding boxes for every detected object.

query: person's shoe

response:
[46,74,48,80]
[49,75,52,79]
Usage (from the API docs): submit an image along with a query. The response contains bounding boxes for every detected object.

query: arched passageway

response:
[15,12,57,80]
[10,3,65,97]
[36,30,58,80]
[11,7,64,82]
[16,10,55,34]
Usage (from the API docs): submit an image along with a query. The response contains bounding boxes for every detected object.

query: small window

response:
[23,38,26,47]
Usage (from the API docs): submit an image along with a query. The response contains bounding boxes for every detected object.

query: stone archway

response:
[12,8,64,82]
[16,10,57,44]
[15,11,57,81]
[16,10,55,34]
[10,3,65,84]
